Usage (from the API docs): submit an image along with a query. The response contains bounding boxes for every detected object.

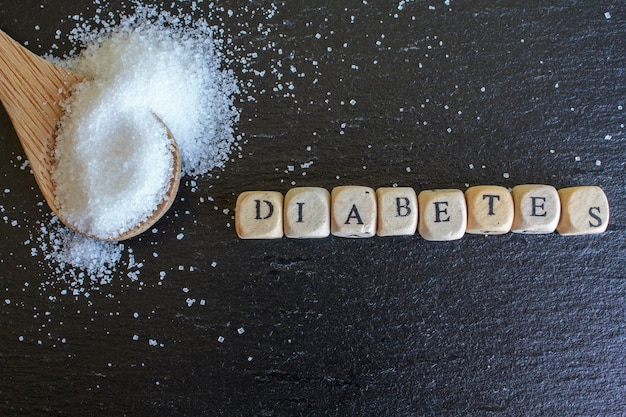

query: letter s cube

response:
[557,186,609,235]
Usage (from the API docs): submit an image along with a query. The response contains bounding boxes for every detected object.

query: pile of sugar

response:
[52,6,239,239]
[7,0,289,297]
[25,4,242,289]
[54,110,174,239]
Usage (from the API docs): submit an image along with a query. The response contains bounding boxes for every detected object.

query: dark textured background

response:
[1,1,625,416]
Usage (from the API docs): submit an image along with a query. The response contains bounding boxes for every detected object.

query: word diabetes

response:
[235,185,609,240]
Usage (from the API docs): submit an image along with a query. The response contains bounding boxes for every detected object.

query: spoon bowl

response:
[0,30,180,241]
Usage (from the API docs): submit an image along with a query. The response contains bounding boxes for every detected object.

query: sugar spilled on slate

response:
[8,2,285,297]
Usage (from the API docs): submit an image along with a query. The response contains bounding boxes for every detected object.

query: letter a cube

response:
[331,186,377,238]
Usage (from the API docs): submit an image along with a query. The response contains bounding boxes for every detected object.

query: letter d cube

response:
[235,191,284,239]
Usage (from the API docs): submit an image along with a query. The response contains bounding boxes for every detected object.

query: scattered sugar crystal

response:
[237,327,245,335]
[218,336,225,343]
[604,11,611,19]
[595,160,602,166]
[34,216,131,293]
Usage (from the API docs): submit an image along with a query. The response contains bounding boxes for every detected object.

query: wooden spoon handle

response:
[0,30,82,211]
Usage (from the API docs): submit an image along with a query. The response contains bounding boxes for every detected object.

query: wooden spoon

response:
[0,30,181,241]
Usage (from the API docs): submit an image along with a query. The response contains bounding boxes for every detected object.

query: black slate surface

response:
[1,1,625,416]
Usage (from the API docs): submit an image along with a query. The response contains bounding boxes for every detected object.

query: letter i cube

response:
[284,187,331,238]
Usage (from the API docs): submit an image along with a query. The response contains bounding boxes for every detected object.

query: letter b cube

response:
[376,187,418,236]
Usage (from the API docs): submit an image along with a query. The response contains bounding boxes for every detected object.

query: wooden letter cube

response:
[511,184,560,234]
[557,186,609,235]
[235,191,284,239]
[284,187,330,238]
[331,186,377,238]
[465,185,514,235]
[418,189,467,241]
[376,187,418,236]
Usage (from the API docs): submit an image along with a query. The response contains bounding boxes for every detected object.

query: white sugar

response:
[54,109,174,239]
[35,215,132,293]
[25,4,242,293]
[52,5,240,240]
